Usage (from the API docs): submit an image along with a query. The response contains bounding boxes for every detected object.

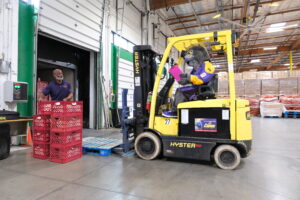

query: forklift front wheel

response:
[135,132,161,160]
[214,145,241,170]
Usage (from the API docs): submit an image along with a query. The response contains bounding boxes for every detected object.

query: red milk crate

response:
[51,114,83,132]
[52,101,83,115]
[33,129,50,143]
[50,142,82,163]
[38,101,53,115]
[33,115,50,129]
[50,129,82,146]
[33,141,50,159]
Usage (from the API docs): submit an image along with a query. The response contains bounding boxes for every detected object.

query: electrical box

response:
[4,81,28,103]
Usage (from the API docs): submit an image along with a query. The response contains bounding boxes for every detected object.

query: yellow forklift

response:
[124,30,252,170]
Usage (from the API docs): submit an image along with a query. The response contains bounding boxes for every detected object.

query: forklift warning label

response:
[195,118,217,132]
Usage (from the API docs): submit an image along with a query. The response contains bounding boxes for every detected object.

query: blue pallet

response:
[82,147,112,156]
[263,116,281,118]
[82,137,122,157]
[283,111,300,118]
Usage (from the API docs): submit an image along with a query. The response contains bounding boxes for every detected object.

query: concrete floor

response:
[0,117,300,200]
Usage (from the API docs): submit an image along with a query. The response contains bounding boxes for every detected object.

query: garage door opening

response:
[36,35,91,128]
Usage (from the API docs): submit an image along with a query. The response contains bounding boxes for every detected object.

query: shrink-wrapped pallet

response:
[235,80,244,97]
[279,78,298,95]
[217,79,229,97]
[261,79,279,95]
[260,102,283,117]
[244,79,261,96]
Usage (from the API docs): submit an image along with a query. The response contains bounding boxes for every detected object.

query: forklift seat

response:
[196,74,218,100]
[155,77,175,114]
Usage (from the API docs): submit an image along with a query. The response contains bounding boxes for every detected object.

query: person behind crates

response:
[162,45,215,118]
[40,69,73,101]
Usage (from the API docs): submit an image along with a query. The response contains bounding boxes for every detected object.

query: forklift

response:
[123,30,252,170]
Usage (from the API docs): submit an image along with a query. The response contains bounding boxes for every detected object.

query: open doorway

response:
[37,35,91,128]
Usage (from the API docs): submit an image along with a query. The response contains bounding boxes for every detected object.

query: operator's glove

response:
[178,73,191,85]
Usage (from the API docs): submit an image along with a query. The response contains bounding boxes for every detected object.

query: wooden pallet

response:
[82,137,122,156]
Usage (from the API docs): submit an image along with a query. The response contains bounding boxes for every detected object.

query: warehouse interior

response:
[0,0,300,200]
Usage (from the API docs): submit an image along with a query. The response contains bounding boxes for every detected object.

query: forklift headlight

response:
[246,111,251,120]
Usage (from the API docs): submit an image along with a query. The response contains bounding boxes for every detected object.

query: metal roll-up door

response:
[39,0,103,51]
[118,58,134,116]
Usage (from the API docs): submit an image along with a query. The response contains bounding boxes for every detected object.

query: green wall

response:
[17,1,35,117]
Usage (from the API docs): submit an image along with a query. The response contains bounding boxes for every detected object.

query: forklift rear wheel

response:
[135,132,161,160]
[214,145,241,170]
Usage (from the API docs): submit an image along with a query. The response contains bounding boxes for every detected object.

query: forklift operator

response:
[163,45,215,117]
[40,69,73,101]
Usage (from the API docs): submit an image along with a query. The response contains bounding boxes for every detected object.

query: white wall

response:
[0,0,19,111]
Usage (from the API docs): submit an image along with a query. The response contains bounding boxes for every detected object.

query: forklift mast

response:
[133,45,158,135]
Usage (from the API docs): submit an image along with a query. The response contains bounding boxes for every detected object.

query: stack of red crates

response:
[33,101,83,163]
[32,114,51,159]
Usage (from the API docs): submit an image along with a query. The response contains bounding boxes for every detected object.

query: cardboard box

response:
[298,78,300,95]
[289,70,300,78]
[217,79,229,96]
[218,72,228,80]
[242,71,257,79]
[261,79,279,95]
[272,71,288,79]
[279,78,298,95]
[257,71,272,79]
[235,80,244,96]
[235,73,243,80]
[244,79,261,96]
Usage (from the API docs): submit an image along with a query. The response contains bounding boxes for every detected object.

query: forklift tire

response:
[214,145,241,170]
[0,124,11,160]
[135,132,161,160]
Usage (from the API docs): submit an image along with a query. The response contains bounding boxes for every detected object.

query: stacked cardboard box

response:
[261,79,279,95]
[244,79,261,96]
[279,78,298,95]
[289,70,300,78]
[242,71,257,79]
[257,71,272,79]
[235,73,243,80]
[272,71,289,79]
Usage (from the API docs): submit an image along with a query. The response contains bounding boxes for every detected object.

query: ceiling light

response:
[250,59,260,63]
[270,23,286,28]
[284,63,290,66]
[213,14,221,19]
[263,47,277,50]
[266,27,284,33]
[204,37,210,40]
[269,2,279,7]
[284,24,298,28]
[214,65,220,68]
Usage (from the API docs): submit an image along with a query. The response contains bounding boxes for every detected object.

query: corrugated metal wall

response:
[0,0,19,111]
[39,0,103,51]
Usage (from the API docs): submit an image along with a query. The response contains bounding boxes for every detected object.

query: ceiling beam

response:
[243,40,296,49]
[149,0,202,10]
[166,0,283,22]
[266,38,300,69]
[169,7,300,30]
[245,33,300,42]
[240,0,249,25]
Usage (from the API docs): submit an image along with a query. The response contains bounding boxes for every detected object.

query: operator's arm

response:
[190,61,215,85]
[63,93,73,101]
[63,82,73,101]
[40,84,50,101]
